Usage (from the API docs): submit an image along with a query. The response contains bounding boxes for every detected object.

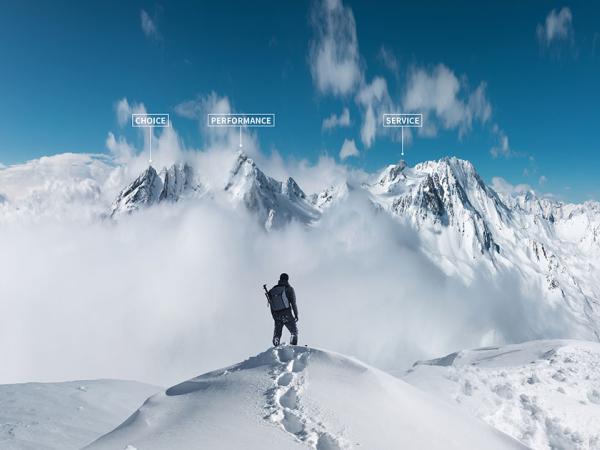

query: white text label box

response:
[207,113,275,127]
[131,114,171,128]
[382,114,423,128]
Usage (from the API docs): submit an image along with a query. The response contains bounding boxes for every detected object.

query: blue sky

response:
[0,0,598,201]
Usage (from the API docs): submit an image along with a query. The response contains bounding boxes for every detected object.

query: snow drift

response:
[86,345,524,450]
[0,379,159,450]
[403,339,600,449]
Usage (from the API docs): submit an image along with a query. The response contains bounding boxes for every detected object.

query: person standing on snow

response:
[266,273,299,346]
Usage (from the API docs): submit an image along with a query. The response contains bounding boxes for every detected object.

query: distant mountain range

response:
[108,152,600,341]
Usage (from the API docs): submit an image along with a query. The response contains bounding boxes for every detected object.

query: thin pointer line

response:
[401,127,404,157]
[149,128,152,165]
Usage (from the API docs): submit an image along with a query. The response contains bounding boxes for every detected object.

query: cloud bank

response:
[0,115,581,386]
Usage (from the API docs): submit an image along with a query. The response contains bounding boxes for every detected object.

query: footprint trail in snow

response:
[265,345,347,450]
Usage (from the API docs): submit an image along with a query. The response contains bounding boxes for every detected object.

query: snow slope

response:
[0,379,159,450]
[403,340,600,450]
[87,346,524,450]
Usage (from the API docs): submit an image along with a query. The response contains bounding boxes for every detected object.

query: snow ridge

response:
[86,346,523,450]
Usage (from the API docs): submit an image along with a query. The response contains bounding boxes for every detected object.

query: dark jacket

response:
[274,280,298,320]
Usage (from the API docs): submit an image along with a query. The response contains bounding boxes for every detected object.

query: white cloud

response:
[106,132,135,162]
[309,0,362,96]
[403,64,491,136]
[537,7,573,45]
[141,9,161,41]
[491,177,533,196]
[174,99,202,119]
[0,153,116,223]
[322,108,351,130]
[115,98,146,128]
[356,77,391,148]
[468,83,492,125]
[174,92,260,162]
[539,175,548,186]
[308,0,500,153]
[490,126,514,159]
[378,46,400,77]
[339,138,359,160]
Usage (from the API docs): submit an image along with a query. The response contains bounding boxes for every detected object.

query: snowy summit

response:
[86,346,524,450]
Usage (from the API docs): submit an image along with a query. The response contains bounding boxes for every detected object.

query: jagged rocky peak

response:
[110,162,201,217]
[414,157,494,198]
[225,151,320,229]
[311,183,351,210]
[414,156,475,178]
[158,162,196,202]
[370,156,501,255]
[283,177,306,200]
[224,152,306,202]
[502,190,560,223]
[225,152,278,199]
[377,161,406,185]
[110,166,162,216]
[375,160,407,191]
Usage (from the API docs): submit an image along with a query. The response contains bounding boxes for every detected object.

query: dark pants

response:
[272,309,298,346]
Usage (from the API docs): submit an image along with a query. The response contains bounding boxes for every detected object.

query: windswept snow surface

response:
[0,379,159,450]
[87,346,524,450]
[403,340,600,450]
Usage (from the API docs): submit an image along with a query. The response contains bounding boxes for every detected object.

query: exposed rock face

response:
[110,163,201,217]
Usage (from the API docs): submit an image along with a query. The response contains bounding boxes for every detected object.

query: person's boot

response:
[273,337,280,347]
[290,334,298,345]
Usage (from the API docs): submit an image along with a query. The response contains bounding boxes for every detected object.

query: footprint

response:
[279,387,298,409]
[316,433,341,450]
[277,346,295,363]
[277,372,294,387]
[282,410,304,434]
[292,354,308,373]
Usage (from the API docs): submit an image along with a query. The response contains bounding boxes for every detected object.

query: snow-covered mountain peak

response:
[86,345,523,450]
[224,152,319,229]
[413,156,492,198]
[374,160,407,192]
[110,162,201,217]
[225,152,277,198]
[311,182,351,210]
[367,156,505,256]
[110,166,161,217]
[282,176,307,200]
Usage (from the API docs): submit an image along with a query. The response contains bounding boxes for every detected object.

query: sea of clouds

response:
[0,100,577,387]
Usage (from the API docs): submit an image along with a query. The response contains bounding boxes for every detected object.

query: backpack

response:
[268,285,290,312]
